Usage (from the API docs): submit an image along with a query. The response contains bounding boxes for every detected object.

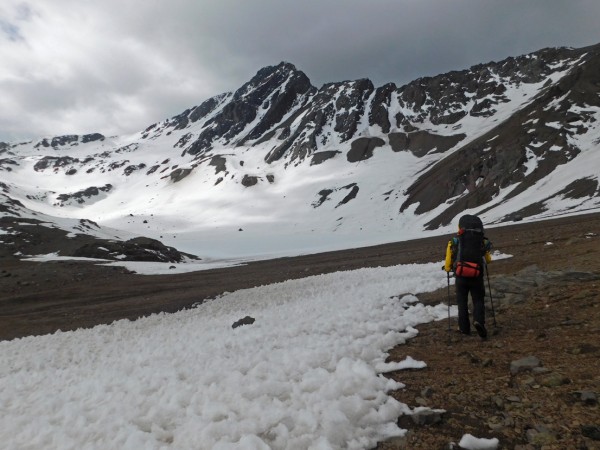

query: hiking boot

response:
[456,327,471,336]
[474,321,487,339]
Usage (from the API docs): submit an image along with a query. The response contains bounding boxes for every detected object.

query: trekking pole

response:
[446,271,451,344]
[484,263,497,327]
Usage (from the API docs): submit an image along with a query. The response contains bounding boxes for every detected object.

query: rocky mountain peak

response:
[233,61,312,102]
[2,42,599,250]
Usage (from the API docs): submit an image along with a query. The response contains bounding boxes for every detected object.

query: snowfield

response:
[1,261,465,449]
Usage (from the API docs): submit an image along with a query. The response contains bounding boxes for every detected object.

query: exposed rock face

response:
[0,158,18,171]
[124,163,146,176]
[183,62,314,157]
[265,79,374,164]
[161,44,600,192]
[241,175,259,187]
[393,47,576,127]
[389,131,465,157]
[81,133,105,143]
[346,137,385,162]
[337,184,359,207]
[34,156,78,171]
[169,168,193,183]
[500,177,600,222]
[311,151,341,166]
[55,184,113,206]
[400,43,600,228]
[312,183,359,208]
[209,155,227,174]
[33,133,104,148]
[369,83,397,133]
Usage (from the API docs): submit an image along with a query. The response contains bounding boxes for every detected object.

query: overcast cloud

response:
[1,0,599,142]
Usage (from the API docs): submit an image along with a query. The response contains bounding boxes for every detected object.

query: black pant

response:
[455,275,485,333]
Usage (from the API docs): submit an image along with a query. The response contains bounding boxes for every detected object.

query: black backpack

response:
[454,214,486,277]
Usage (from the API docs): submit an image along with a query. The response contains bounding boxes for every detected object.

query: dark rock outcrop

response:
[169,168,193,183]
[312,183,359,208]
[310,150,341,166]
[73,237,186,262]
[56,184,113,205]
[209,155,227,174]
[81,133,105,143]
[346,137,385,163]
[34,156,78,171]
[336,183,359,207]
[241,175,259,187]
[184,62,314,157]
[369,83,397,133]
[389,131,465,157]
[124,163,146,176]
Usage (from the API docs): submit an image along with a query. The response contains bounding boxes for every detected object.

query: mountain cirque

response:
[1,43,599,248]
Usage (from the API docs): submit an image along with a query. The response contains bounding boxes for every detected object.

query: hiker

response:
[444,214,493,338]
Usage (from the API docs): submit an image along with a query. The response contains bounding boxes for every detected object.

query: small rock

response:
[560,318,583,326]
[582,425,600,440]
[569,343,599,355]
[382,434,410,449]
[232,316,255,329]
[526,429,556,446]
[415,397,428,406]
[487,416,504,431]
[410,409,445,426]
[540,372,570,387]
[535,333,547,341]
[502,414,514,427]
[510,356,541,375]
[460,351,480,364]
[521,377,536,387]
[421,387,434,398]
[491,396,504,408]
[572,390,598,405]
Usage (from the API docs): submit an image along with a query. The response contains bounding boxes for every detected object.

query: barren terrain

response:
[1,213,599,449]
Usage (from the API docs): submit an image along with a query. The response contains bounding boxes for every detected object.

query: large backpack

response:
[454,214,486,277]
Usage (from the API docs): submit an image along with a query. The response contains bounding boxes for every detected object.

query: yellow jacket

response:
[444,236,492,272]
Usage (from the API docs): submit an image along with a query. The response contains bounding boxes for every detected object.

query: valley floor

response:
[1,213,599,449]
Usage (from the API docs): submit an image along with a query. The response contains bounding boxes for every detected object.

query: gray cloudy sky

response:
[1,0,599,142]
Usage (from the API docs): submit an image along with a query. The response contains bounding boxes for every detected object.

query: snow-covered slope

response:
[1,44,599,260]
